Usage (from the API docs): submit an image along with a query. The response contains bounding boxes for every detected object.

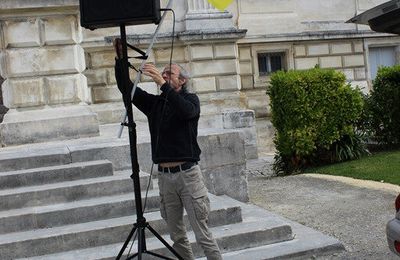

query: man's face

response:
[162,64,186,92]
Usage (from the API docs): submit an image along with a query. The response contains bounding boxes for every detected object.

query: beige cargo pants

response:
[158,165,222,260]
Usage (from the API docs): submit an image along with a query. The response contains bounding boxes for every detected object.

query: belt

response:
[158,162,197,173]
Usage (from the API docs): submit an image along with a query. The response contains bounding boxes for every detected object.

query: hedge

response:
[267,67,364,174]
[368,65,400,147]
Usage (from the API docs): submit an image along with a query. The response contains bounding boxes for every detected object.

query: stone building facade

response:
[0,0,399,147]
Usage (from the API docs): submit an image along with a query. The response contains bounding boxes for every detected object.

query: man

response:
[114,39,222,260]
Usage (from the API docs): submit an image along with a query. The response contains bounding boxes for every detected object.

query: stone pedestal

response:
[223,109,258,159]
[0,1,99,146]
[0,106,99,146]
[185,0,235,31]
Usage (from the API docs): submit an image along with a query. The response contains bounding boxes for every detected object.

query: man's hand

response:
[113,38,123,59]
[142,63,166,86]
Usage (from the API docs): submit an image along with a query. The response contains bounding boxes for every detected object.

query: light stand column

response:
[115,24,183,260]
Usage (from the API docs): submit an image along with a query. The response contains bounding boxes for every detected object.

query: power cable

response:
[140,8,176,215]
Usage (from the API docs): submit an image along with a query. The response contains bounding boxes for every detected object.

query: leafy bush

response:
[267,67,365,175]
[368,65,400,147]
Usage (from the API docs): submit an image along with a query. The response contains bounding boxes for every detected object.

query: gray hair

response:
[176,64,190,80]
[170,63,190,89]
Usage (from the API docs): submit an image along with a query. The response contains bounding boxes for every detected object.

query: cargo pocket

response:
[181,166,208,199]
[192,196,210,221]
[158,176,168,221]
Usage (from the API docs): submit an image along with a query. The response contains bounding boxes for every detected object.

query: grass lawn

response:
[304,150,400,185]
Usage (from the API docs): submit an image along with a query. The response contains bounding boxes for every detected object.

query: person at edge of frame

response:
[113,38,223,260]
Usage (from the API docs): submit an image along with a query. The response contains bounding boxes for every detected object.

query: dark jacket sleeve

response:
[160,83,200,120]
[114,59,156,116]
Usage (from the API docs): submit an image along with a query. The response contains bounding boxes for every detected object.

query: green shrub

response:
[368,65,400,147]
[267,67,365,175]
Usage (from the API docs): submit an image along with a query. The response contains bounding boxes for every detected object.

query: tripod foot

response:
[117,222,183,260]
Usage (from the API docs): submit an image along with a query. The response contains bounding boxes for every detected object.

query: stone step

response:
[202,225,343,260]
[0,170,151,210]
[0,145,72,172]
[17,215,292,260]
[0,194,244,259]
[11,196,345,260]
[0,189,161,234]
[0,128,250,202]
[0,136,157,174]
[198,196,345,260]
[0,137,150,173]
[0,160,113,189]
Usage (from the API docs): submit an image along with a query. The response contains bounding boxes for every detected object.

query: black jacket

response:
[115,60,201,163]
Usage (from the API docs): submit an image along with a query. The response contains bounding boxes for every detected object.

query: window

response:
[257,52,286,76]
[369,46,397,80]
[251,44,293,88]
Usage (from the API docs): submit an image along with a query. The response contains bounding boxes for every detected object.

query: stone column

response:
[185,0,234,31]
[0,1,99,146]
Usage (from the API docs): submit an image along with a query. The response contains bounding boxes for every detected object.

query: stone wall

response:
[235,38,395,118]
[0,10,87,108]
[0,2,99,146]
[239,40,368,89]
[88,31,247,127]
[293,40,369,92]
[234,0,388,36]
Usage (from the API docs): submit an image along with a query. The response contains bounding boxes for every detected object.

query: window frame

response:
[251,43,293,88]
[364,38,400,89]
[257,51,287,76]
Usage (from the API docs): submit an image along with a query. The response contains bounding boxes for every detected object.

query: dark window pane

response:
[270,55,282,72]
[257,52,285,76]
[258,55,268,76]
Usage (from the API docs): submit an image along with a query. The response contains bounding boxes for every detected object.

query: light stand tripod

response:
[115,2,182,260]
[116,24,183,260]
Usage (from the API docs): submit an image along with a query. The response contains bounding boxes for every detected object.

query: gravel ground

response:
[246,157,400,259]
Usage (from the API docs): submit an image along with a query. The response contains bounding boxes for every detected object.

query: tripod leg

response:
[126,251,175,260]
[116,224,138,260]
[137,227,144,260]
[146,224,184,260]
[145,250,177,260]
[125,252,138,260]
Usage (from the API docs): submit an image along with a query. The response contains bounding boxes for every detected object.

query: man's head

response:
[162,63,190,92]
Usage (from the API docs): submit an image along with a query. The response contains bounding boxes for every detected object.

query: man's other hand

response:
[142,63,166,86]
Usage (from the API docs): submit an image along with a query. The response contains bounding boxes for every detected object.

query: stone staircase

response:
[0,128,344,259]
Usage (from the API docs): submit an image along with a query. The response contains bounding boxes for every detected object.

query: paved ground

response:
[247,157,400,259]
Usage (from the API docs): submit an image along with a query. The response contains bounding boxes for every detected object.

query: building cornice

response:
[238,30,399,44]
[104,28,248,46]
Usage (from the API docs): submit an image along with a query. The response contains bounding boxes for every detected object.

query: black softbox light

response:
[79,0,161,30]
